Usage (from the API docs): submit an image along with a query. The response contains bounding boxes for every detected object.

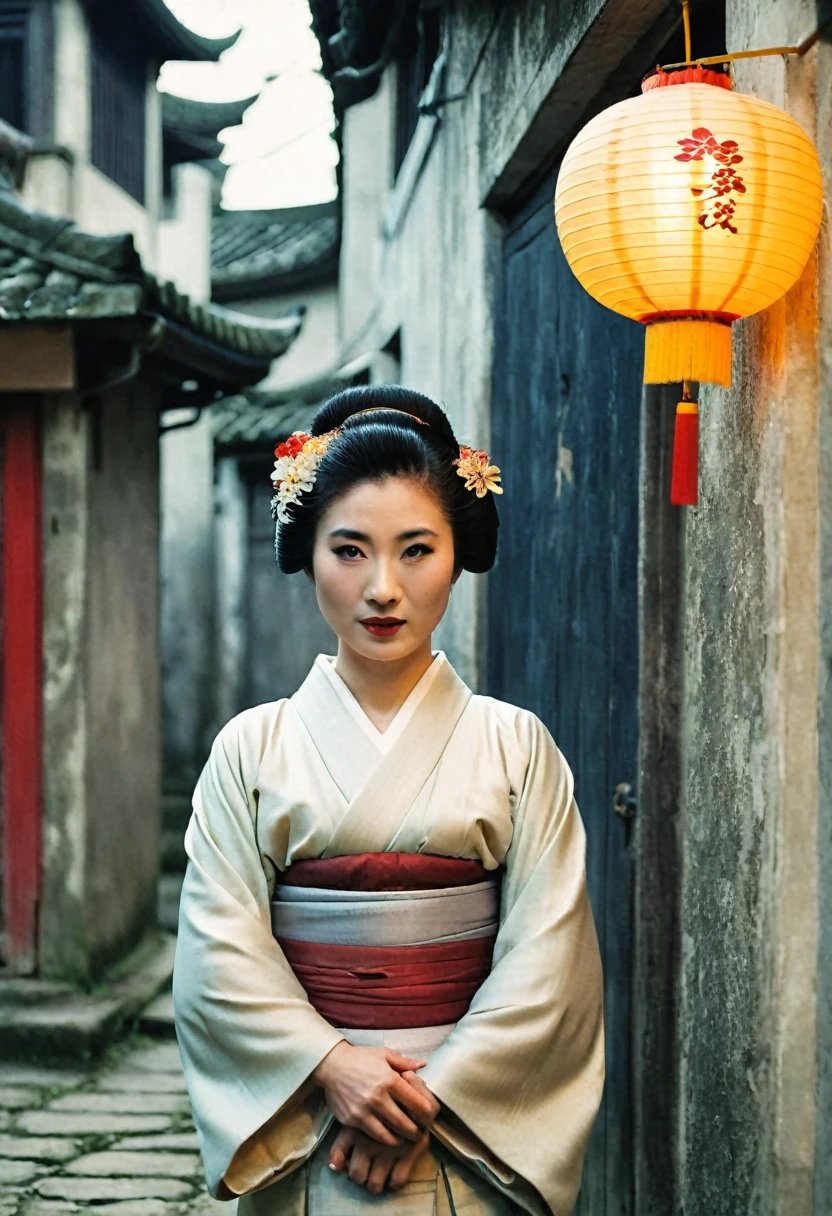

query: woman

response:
[173,385,604,1215]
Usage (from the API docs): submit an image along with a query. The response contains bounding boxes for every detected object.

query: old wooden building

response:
[0,116,302,986]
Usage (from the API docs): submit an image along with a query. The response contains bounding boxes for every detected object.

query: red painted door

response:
[0,396,43,974]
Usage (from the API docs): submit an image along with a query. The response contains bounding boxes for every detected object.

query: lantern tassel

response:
[671,400,698,505]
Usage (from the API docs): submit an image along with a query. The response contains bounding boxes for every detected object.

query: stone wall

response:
[660,3,827,1213]
[159,414,217,801]
[41,379,162,983]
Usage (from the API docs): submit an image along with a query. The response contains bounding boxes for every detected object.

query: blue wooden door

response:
[487,170,643,1214]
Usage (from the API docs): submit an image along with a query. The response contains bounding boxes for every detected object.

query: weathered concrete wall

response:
[156,158,216,802]
[675,4,823,1213]
[158,163,213,301]
[41,393,90,981]
[41,380,162,982]
[84,380,161,977]
[813,29,832,1216]
[160,412,216,798]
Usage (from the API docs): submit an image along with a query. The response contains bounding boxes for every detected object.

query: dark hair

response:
[274,384,499,575]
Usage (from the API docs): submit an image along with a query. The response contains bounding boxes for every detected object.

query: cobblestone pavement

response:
[0,1036,236,1216]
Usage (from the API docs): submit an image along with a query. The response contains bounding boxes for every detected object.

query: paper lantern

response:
[554,66,823,504]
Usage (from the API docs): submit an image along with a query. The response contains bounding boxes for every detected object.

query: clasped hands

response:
[311,1041,440,1195]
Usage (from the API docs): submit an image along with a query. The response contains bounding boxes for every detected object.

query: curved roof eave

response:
[84,0,242,63]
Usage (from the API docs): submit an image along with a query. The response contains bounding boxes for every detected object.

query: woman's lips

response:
[360,620,405,637]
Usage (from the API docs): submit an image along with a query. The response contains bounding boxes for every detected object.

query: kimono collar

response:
[290,652,473,855]
[314,651,446,755]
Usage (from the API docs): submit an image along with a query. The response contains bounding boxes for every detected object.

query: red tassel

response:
[670,400,698,506]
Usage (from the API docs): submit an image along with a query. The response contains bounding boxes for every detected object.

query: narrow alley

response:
[0,1023,233,1215]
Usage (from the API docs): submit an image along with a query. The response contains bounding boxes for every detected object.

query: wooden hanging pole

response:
[661,29,818,72]
[681,0,692,64]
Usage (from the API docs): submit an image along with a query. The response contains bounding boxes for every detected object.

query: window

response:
[90,27,146,204]
[0,1,53,138]
[394,7,440,179]
[0,9,26,132]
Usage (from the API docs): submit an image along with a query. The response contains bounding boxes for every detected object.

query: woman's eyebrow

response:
[397,528,439,540]
[328,527,440,541]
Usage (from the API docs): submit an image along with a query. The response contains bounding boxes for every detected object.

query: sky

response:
[160,0,338,210]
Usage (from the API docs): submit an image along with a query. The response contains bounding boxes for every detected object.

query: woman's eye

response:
[333,544,363,559]
[403,544,434,559]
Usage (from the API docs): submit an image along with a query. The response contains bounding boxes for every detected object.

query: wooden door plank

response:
[1,397,43,974]
[489,170,642,1213]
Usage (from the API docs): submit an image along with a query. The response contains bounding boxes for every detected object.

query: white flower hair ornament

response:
[270,425,502,524]
[269,429,340,523]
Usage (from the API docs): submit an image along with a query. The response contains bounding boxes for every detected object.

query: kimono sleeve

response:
[420,709,605,1216]
[172,709,344,1200]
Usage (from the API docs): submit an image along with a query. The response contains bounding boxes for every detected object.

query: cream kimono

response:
[173,651,604,1215]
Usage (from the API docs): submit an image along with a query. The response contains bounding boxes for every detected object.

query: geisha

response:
[172,385,604,1215]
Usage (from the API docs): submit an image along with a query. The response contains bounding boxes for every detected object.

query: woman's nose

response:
[365,562,401,606]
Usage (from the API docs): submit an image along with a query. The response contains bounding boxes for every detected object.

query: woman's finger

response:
[389,1075,438,1126]
[347,1140,372,1186]
[384,1049,426,1072]
[361,1113,405,1147]
[401,1071,441,1119]
[390,1131,430,1190]
[372,1091,423,1141]
[367,1149,397,1196]
[329,1125,357,1172]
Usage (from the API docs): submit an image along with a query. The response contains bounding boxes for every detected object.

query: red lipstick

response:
[360,616,405,637]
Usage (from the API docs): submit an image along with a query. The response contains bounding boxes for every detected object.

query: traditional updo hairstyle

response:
[275,384,499,575]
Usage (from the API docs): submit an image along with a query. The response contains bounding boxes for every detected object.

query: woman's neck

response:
[333,640,436,733]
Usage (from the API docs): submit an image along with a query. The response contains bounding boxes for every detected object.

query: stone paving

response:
[0,1038,236,1216]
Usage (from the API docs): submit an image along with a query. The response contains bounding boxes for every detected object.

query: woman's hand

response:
[329,1125,431,1194]
[329,1070,441,1193]
[311,1042,436,1146]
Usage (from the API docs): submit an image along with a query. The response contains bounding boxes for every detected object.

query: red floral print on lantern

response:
[675,127,745,234]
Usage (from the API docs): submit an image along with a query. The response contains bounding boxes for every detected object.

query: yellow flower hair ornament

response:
[453,446,503,497]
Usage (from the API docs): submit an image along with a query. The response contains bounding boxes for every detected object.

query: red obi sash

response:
[275,852,498,1030]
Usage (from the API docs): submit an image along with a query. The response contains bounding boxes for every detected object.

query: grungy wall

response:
[160,412,216,798]
[84,380,161,977]
[674,3,825,1214]
[41,379,162,983]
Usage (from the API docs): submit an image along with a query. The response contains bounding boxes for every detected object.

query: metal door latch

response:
[613,782,637,820]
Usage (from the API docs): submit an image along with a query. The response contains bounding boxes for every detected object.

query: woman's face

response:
[309,476,460,662]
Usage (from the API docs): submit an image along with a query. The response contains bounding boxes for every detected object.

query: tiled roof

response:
[211,354,372,450]
[84,0,241,63]
[211,202,339,302]
[0,175,303,390]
